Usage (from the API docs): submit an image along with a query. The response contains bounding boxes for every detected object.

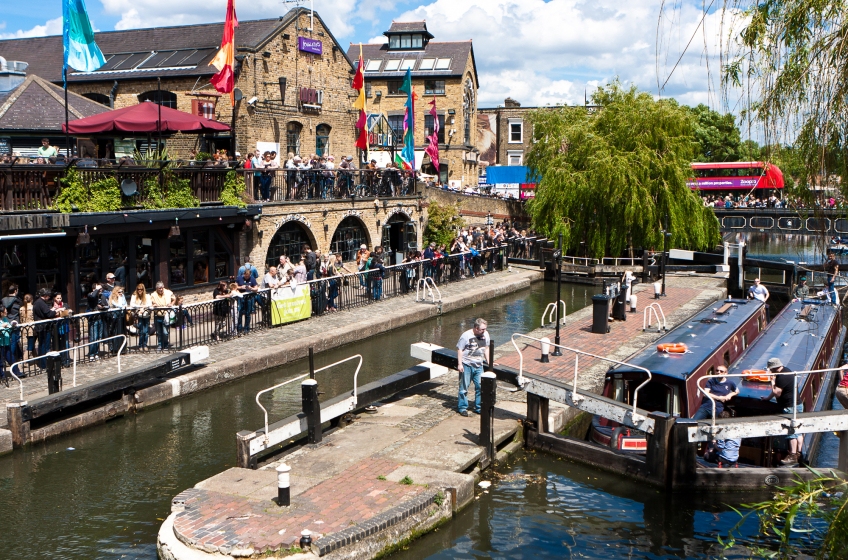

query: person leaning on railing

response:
[130,284,152,352]
[0,304,15,386]
[151,282,174,352]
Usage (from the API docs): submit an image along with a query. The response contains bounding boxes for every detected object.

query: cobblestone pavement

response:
[0,268,537,427]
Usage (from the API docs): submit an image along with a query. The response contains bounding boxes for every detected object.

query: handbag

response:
[167,309,177,325]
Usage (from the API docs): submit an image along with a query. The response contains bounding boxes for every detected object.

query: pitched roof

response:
[0,8,353,84]
[0,74,110,131]
[347,41,477,84]
[385,21,433,39]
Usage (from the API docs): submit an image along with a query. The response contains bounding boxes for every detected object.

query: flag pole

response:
[64,67,71,158]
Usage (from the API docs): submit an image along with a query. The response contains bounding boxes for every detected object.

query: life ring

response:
[657,342,688,353]
[743,369,771,382]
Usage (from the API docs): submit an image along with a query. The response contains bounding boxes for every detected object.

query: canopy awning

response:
[62,102,231,134]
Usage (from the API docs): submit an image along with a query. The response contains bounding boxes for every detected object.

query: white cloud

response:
[0,17,63,39]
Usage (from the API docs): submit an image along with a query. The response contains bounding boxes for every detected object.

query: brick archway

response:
[329,215,372,261]
[264,219,318,268]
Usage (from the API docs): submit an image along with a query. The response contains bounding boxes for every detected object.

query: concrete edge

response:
[0,428,12,456]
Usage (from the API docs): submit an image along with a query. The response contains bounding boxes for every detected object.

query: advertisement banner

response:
[298,36,323,55]
[270,284,311,325]
[687,177,761,190]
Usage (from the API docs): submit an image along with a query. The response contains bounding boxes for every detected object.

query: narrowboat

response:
[721,299,845,466]
[590,299,767,451]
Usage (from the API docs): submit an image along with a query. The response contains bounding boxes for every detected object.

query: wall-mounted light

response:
[447,109,456,115]
[324,224,329,233]
[323,210,328,217]
[263,51,272,58]
[282,33,290,40]
[375,90,382,98]
[377,220,381,227]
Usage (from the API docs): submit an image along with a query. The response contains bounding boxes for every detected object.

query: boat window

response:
[758,316,765,331]
[742,331,748,349]
[670,385,680,416]
[637,382,670,413]
[723,351,730,367]
[613,379,627,404]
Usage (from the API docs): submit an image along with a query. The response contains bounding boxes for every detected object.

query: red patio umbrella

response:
[62,101,230,134]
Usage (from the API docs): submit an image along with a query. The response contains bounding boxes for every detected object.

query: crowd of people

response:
[702,192,846,209]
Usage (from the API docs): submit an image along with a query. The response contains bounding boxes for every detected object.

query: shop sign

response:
[386,207,412,220]
[298,37,323,55]
[0,137,10,154]
[299,87,324,106]
[341,210,362,218]
[275,214,312,229]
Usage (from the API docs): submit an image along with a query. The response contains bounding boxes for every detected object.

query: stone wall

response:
[424,185,527,224]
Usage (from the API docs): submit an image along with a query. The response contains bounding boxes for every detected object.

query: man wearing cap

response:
[793,277,809,301]
[761,357,803,465]
[32,288,58,368]
[103,273,117,300]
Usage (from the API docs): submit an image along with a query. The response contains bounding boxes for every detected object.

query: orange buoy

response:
[743,369,771,382]
[657,342,688,353]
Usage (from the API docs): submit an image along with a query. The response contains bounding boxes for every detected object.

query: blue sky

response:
[0,0,748,110]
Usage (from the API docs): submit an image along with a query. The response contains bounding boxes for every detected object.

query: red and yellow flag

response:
[351,45,368,153]
[210,0,238,105]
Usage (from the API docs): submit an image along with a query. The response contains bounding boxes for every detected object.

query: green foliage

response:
[377,475,387,481]
[141,172,198,209]
[399,476,414,485]
[722,469,848,559]
[132,147,170,167]
[686,104,742,162]
[725,0,848,200]
[220,170,247,207]
[525,82,720,258]
[195,151,212,162]
[424,201,465,247]
[55,168,122,212]
[434,491,445,506]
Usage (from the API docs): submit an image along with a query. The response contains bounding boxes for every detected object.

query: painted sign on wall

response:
[298,36,323,55]
[299,87,324,106]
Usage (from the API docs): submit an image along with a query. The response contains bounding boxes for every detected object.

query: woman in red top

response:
[837,365,848,410]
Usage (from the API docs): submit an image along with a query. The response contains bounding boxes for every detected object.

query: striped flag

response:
[396,68,416,170]
[351,46,368,154]
[424,96,440,174]
[63,0,105,73]
[210,0,238,105]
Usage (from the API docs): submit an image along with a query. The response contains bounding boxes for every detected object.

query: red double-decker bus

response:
[687,161,784,192]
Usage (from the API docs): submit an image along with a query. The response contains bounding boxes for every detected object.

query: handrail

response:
[255,354,363,444]
[696,366,843,435]
[541,300,566,327]
[7,334,127,400]
[71,334,127,387]
[509,333,653,419]
[415,277,442,304]
[642,303,667,331]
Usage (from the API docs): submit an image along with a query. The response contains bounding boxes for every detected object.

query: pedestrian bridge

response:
[713,208,848,236]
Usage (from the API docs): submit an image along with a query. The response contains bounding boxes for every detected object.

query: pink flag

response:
[425,96,440,173]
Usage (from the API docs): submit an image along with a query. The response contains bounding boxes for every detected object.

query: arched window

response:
[316,124,331,156]
[138,90,177,109]
[286,121,302,156]
[330,217,368,261]
[82,92,110,106]
[266,222,313,269]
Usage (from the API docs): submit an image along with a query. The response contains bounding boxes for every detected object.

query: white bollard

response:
[630,294,638,312]
[276,463,291,507]
[653,282,662,299]
[540,337,551,363]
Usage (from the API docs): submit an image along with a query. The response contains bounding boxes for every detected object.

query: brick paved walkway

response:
[494,275,728,391]
[0,268,537,427]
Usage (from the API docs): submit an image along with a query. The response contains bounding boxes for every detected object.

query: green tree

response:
[424,201,465,247]
[687,103,742,162]
[525,82,720,258]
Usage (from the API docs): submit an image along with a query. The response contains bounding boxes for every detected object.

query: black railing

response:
[0,247,506,383]
[244,168,417,203]
[503,236,544,261]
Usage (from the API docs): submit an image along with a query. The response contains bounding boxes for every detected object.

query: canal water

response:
[0,280,589,559]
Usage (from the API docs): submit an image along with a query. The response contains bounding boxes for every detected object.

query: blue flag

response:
[63,0,105,74]
[398,68,416,170]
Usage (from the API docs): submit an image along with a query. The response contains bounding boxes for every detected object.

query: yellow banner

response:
[270,285,311,325]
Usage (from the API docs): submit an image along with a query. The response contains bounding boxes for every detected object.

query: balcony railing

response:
[0,161,419,212]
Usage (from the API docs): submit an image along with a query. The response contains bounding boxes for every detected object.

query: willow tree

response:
[525,83,720,259]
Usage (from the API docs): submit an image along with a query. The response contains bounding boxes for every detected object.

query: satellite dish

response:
[233,88,244,102]
[120,179,138,196]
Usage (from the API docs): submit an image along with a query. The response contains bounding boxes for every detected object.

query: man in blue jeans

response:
[456,318,490,417]
[825,252,840,305]
[236,268,259,335]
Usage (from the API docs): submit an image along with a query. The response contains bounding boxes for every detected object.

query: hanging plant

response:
[220,170,247,207]
[55,168,122,212]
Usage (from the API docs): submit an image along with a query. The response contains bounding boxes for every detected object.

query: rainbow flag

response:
[351,47,368,154]
[63,0,105,74]
[210,0,238,104]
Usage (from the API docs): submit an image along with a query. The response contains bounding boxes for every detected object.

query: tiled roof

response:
[0,74,110,131]
[347,42,477,83]
[0,8,345,83]
[385,21,433,38]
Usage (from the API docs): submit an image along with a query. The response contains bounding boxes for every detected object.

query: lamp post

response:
[661,230,671,297]
[552,233,563,356]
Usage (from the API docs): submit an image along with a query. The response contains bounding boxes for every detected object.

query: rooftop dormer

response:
[383,21,434,51]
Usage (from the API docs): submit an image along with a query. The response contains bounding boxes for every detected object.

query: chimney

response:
[504,97,520,108]
[0,57,28,93]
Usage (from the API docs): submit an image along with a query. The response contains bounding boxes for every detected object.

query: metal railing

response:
[642,303,667,332]
[541,300,566,327]
[244,168,417,203]
[415,277,441,304]
[0,247,506,386]
[70,335,127,388]
[509,333,653,419]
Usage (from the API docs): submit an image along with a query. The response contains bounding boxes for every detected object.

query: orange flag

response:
[210,0,238,105]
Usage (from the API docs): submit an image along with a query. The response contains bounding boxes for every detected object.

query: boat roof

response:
[729,300,840,399]
[609,299,764,380]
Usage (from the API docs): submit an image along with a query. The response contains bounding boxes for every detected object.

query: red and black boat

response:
[590,299,767,451]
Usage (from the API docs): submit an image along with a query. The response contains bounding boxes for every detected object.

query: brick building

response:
[0,7,358,161]
[476,98,536,168]
[348,22,479,188]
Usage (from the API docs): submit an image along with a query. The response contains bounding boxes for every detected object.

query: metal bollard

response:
[46,351,62,394]
[276,463,291,507]
[299,529,312,551]
[540,337,551,363]
[630,294,638,313]
[302,379,322,444]
[480,372,497,463]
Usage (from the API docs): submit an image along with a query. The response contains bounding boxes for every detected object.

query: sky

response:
[0,0,750,111]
